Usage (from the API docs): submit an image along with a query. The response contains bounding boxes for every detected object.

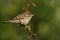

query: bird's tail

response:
[5,20,14,23]
[5,20,20,23]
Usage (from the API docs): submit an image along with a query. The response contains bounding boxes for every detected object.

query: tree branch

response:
[25,25,36,40]
[25,0,29,14]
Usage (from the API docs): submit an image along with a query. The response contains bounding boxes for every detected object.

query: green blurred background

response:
[0,0,60,40]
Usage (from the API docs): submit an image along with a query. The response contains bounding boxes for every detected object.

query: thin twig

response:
[25,25,36,40]
[25,0,29,14]
[25,0,36,40]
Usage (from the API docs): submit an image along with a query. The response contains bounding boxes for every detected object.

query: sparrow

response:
[5,10,34,26]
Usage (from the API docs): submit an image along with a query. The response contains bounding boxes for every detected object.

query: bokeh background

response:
[0,0,60,40]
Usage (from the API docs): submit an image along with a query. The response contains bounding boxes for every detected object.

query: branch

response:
[25,0,29,14]
[25,25,36,40]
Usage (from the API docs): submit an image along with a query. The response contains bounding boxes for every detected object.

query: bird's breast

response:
[20,16,32,25]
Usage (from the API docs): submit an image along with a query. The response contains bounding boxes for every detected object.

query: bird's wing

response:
[13,13,26,20]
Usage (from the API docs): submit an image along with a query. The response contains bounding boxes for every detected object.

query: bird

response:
[5,10,34,26]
